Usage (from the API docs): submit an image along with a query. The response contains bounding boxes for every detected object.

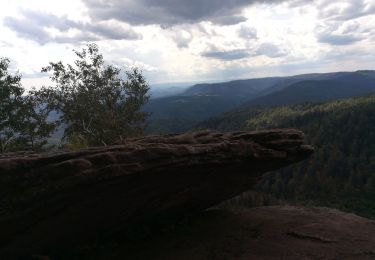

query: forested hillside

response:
[144,95,248,134]
[145,71,375,134]
[202,94,375,218]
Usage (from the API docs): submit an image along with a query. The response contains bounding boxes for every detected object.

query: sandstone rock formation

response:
[0,129,313,259]
[120,206,375,260]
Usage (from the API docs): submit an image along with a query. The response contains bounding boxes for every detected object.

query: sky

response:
[0,0,375,89]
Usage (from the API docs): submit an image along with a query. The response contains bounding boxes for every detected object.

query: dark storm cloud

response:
[3,10,142,45]
[210,15,248,26]
[17,10,78,31]
[202,49,251,60]
[202,42,287,61]
[82,0,292,26]
[84,23,142,40]
[317,33,362,45]
[3,16,51,44]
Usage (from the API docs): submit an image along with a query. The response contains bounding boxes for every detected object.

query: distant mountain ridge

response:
[145,70,375,134]
[182,70,375,97]
[242,71,375,107]
[182,77,281,97]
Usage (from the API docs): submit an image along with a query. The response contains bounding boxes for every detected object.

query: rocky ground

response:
[0,129,313,259]
[5,129,373,259]
[106,206,375,260]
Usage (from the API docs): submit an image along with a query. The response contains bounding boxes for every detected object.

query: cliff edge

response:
[0,129,314,258]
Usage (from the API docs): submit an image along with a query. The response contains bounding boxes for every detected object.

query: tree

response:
[17,93,57,151]
[0,57,56,153]
[0,57,24,153]
[40,44,150,147]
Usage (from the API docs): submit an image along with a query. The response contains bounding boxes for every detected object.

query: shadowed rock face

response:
[0,129,313,259]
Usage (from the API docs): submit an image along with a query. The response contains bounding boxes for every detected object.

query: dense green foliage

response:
[0,44,150,152]
[256,95,375,218]
[39,44,150,146]
[202,94,375,218]
[0,57,55,153]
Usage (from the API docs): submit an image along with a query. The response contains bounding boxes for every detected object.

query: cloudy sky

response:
[1,0,375,88]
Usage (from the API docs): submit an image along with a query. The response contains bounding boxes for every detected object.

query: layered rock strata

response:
[0,129,313,258]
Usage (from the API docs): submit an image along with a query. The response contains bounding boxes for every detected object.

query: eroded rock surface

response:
[119,206,375,260]
[0,129,313,259]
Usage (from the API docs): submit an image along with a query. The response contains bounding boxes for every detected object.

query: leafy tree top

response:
[40,44,150,147]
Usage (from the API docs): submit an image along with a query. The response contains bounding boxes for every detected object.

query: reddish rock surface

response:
[119,206,375,260]
[0,129,313,259]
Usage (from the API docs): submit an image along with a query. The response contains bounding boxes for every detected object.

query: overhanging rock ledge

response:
[0,128,313,258]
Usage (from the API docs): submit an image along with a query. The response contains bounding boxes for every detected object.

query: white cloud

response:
[0,0,374,88]
[82,0,290,26]
[3,10,142,45]
[238,26,258,40]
